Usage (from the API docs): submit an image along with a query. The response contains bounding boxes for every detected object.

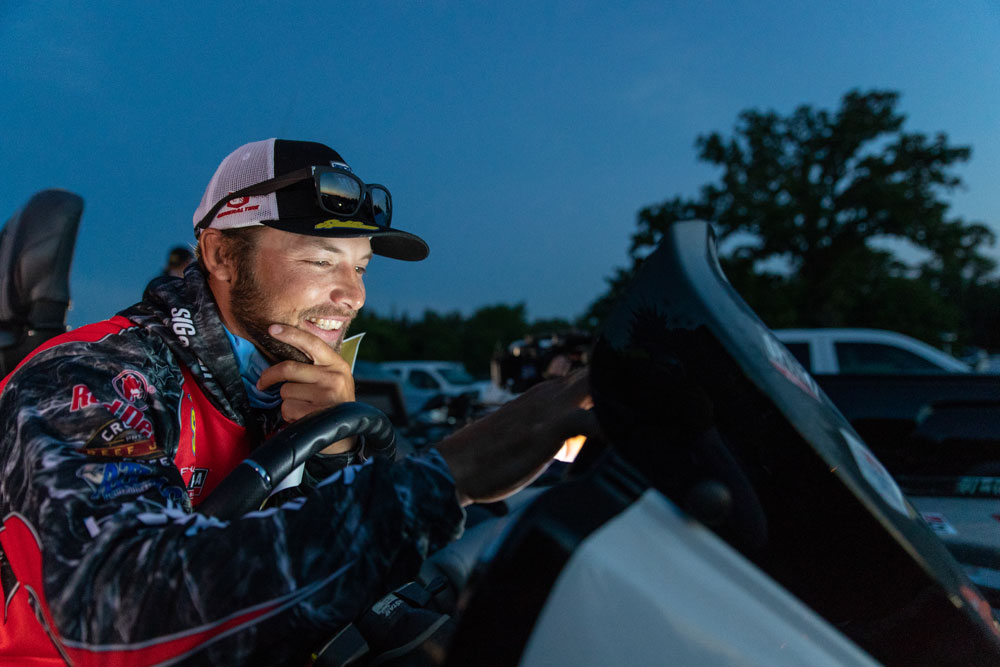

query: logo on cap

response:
[315,220,378,231]
[217,193,260,219]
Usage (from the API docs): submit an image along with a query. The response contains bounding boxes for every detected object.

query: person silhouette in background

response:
[163,245,193,277]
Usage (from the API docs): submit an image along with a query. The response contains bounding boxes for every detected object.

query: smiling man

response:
[193,139,416,436]
[0,139,595,664]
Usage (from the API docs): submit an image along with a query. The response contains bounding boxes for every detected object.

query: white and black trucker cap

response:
[192,138,428,261]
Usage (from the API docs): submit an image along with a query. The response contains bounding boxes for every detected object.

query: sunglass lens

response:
[317,171,362,215]
[370,188,391,227]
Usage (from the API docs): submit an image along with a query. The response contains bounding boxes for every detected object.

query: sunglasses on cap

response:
[194,165,392,234]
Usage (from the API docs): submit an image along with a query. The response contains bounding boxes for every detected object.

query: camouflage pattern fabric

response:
[0,265,464,665]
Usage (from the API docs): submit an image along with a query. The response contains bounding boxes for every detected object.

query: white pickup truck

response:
[379,360,515,415]
[774,328,970,375]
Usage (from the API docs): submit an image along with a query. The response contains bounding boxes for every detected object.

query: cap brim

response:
[260,217,429,261]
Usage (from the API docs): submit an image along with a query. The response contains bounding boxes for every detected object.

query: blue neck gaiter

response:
[223,327,283,410]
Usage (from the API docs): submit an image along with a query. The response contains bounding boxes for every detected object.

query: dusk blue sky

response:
[3,2,999,329]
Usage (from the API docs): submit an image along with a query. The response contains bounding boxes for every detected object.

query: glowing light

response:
[555,435,587,462]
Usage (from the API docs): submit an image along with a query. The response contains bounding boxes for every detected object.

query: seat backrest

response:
[0,189,83,375]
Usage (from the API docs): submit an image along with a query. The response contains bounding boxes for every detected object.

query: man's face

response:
[228,228,371,363]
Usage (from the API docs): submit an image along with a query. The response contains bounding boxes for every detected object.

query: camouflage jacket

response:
[0,266,464,665]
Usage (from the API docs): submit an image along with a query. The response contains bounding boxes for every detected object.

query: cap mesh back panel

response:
[193,138,279,230]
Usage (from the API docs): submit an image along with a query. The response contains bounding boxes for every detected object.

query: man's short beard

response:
[229,267,315,364]
[226,235,351,364]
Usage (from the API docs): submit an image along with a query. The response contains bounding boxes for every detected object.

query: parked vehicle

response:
[808,371,1000,611]
[351,360,410,428]
[380,360,504,414]
[813,373,1000,444]
[774,327,971,375]
[769,330,1000,593]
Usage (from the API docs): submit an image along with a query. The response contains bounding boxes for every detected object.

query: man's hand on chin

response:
[257,323,357,454]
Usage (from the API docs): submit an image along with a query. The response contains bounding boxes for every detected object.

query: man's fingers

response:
[267,324,344,365]
[278,379,352,404]
[257,324,352,392]
[255,323,357,425]
[258,360,354,395]
[259,361,320,390]
[279,399,314,423]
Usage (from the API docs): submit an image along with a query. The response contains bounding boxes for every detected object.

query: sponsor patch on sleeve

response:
[69,380,163,459]
[81,417,160,458]
[76,462,184,504]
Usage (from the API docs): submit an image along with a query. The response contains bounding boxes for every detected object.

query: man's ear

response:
[199,229,235,283]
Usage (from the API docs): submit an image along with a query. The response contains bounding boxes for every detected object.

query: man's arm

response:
[436,369,597,505]
[0,348,463,665]
[1,344,596,664]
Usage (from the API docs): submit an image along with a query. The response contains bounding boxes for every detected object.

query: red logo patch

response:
[217,194,260,219]
[113,370,155,410]
[69,383,155,443]
[71,384,100,411]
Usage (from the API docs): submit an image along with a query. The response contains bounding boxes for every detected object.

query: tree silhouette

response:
[589,90,997,346]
